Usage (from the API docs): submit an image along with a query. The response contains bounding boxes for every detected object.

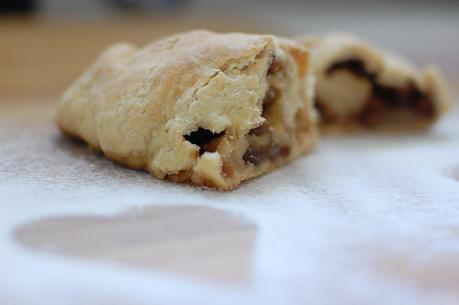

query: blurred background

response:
[1,0,458,103]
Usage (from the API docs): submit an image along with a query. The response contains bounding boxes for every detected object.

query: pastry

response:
[57,30,318,190]
[299,33,450,132]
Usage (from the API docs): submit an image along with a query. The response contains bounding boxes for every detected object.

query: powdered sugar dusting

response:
[1,102,459,305]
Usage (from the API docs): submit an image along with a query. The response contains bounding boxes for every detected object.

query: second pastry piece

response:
[300,34,450,132]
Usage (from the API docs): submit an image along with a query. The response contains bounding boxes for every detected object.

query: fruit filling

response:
[317,59,435,126]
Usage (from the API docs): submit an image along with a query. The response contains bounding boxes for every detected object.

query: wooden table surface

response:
[1,16,282,101]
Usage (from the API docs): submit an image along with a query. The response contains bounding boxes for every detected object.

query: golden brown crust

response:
[57,30,317,190]
[299,33,451,132]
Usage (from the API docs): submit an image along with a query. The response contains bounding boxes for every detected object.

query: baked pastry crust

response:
[57,30,318,190]
[299,33,451,132]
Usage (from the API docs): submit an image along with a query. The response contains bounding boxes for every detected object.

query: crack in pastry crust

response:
[184,128,225,155]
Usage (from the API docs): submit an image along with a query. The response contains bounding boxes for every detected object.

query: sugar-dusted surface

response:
[1,99,459,305]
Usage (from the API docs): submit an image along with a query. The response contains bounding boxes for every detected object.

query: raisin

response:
[248,125,268,136]
[360,96,385,126]
[414,95,435,117]
[280,146,291,157]
[267,56,281,75]
[243,147,263,166]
